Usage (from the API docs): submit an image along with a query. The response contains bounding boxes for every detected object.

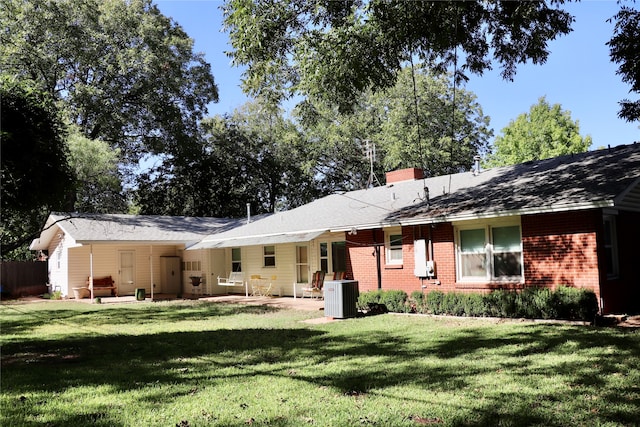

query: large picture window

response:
[457,222,523,282]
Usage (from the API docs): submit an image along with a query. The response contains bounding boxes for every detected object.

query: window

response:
[263,245,276,267]
[457,223,523,282]
[603,215,619,278]
[319,240,347,274]
[385,229,403,265]
[182,261,201,272]
[296,245,309,283]
[231,247,242,272]
[320,242,329,273]
[331,241,347,273]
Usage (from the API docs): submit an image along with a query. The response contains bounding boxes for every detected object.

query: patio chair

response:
[332,271,347,280]
[251,275,276,297]
[302,271,325,299]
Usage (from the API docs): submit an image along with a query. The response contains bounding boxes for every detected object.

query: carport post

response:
[150,245,154,300]
[90,245,94,301]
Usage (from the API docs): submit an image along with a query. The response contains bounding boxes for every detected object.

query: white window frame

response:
[231,247,242,272]
[263,245,276,268]
[455,218,524,283]
[385,228,404,265]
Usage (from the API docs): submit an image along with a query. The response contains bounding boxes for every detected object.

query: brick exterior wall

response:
[385,168,424,184]
[521,211,601,298]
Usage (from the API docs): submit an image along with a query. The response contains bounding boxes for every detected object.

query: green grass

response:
[1,300,639,426]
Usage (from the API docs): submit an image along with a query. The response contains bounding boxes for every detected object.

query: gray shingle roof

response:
[389,143,640,224]
[30,213,242,250]
[196,144,640,248]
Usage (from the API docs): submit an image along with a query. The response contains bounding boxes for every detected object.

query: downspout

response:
[375,246,382,290]
[374,230,382,290]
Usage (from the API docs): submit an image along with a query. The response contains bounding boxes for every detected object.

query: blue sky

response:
[155,0,639,149]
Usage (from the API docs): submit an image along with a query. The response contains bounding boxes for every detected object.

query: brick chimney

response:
[385,168,424,184]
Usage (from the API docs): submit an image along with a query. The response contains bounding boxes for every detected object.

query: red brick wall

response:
[347,224,456,295]
[521,211,601,301]
[385,168,424,184]
[346,209,637,314]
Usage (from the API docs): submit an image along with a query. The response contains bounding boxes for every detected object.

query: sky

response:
[155,0,639,149]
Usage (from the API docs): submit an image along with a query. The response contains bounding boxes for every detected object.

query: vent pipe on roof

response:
[473,155,481,176]
[246,203,251,224]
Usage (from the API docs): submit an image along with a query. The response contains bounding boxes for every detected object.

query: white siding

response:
[64,243,183,297]
[205,231,345,296]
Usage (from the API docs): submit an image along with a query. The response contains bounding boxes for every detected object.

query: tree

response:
[608,5,640,122]
[295,65,492,190]
[0,77,74,259]
[0,0,218,163]
[66,127,128,214]
[135,100,317,217]
[485,97,592,167]
[223,0,573,111]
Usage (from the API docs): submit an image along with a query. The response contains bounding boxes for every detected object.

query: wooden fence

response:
[1,261,48,297]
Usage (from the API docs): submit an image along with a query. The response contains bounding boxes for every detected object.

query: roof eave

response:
[396,200,616,226]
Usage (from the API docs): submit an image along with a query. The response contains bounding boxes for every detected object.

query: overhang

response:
[189,230,326,250]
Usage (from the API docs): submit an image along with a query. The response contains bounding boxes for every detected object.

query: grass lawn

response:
[1,299,639,427]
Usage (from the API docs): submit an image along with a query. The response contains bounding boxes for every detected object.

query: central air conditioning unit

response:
[324,280,359,319]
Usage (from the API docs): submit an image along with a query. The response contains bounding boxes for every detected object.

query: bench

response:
[217,272,247,296]
[86,276,117,297]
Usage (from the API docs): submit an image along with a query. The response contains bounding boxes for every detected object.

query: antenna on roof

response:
[364,140,381,188]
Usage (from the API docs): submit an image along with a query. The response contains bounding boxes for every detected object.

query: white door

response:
[119,251,136,295]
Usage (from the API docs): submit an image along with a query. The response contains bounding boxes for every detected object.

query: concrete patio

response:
[76,293,325,312]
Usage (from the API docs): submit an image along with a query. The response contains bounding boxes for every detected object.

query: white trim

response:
[397,200,615,227]
[384,227,403,266]
[454,219,524,283]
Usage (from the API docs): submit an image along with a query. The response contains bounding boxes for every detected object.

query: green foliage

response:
[224,0,573,112]
[485,97,592,167]
[0,77,74,259]
[66,127,127,213]
[608,6,640,122]
[0,0,218,163]
[399,287,598,321]
[357,289,409,313]
[135,101,319,217]
[297,65,492,186]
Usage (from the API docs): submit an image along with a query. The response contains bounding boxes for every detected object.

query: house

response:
[29,213,243,298]
[30,144,640,314]
[192,143,640,314]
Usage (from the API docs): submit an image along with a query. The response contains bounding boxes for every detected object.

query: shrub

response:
[360,286,598,321]
[551,286,598,321]
[425,290,445,314]
[357,290,382,311]
[409,291,426,314]
[485,289,518,318]
[463,293,489,317]
[379,290,409,313]
[357,290,409,313]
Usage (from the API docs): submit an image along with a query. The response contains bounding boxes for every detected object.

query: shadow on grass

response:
[0,301,279,337]
[2,309,639,426]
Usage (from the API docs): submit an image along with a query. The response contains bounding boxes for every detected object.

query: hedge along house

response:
[29,213,242,299]
[192,143,640,314]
